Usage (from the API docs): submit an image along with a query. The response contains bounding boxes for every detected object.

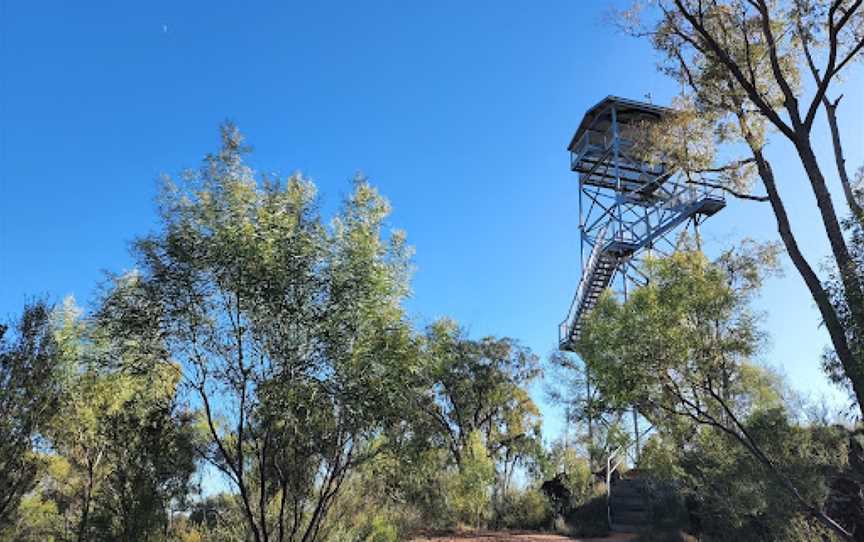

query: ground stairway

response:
[609,474,651,533]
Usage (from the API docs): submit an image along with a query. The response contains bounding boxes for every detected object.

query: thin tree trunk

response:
[752,148,864,414]
[794,139,863,312]
[822,97,864,221]
[77,457,96,542]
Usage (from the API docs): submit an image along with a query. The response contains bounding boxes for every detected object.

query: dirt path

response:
[409,531,638,542]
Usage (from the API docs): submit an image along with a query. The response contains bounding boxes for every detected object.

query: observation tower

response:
[558,96,726,352]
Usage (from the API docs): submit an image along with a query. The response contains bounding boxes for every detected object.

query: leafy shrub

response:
[445,431,495,528]
[1,494,61,542]
[363,515,399,542]
[542,443,596,508]
[637,413,850,541]
[641,478,688,531]
[495,488,554,531]
[562,493,609,538]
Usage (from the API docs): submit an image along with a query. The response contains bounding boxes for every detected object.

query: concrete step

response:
[616,477,649,487]
[610,523,646,533]
[611,491,646,501]
[612,510,650,525]
[609,472,654,534]
[611,507,647,515]
[611,500,647,511]
[611,487,645,499]
[611,492,645,501]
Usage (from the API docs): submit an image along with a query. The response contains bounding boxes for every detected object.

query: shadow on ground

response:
[409,530,638,542]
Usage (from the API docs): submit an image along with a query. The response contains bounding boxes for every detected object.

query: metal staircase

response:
[559,226,616,349]
[558,192,726,351]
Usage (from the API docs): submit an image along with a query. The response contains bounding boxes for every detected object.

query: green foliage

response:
[494,489,554,531]
[0,296,203,541]
[360,319,545,532]
[95,124,420,542]
[1,493,62,542]
[186,493,247,542]
[418,320,542,468]
[24,299,202,542]
[579,250,766,418]
[445,431,495,529]
[577,247,791,448]
[0,302,62,531]
[622,0,864,422]
[825,178,864,413]
[639,415,849,541]
[546,351,631,470]
[543,440,597,508]
[575,247,861,539]
[363,515,399,542]
[363,445,451,529]
[3,125,554,540]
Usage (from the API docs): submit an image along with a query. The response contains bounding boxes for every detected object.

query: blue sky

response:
[2,1,862,439]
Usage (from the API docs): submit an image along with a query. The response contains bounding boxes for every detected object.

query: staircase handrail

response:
[606,445,626,529]
[560,223,610,345]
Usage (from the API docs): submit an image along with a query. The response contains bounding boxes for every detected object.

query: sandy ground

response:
[409,531,638,542]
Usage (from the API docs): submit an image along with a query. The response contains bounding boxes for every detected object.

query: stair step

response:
[611,499,647,510]
[610,523,646,533]
[611,495,646,503]
[611,494,644,503]
[611,496,648,507]
[611,487,644,498]
[615,480,649,490]
[612,510,650,524]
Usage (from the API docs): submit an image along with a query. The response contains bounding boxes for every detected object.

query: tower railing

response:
[606,445,626,529]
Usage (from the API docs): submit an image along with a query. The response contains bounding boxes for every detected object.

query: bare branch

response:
[672,0,797,139]
[685,176,769,202]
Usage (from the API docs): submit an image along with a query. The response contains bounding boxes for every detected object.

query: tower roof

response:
[567,96,671,152]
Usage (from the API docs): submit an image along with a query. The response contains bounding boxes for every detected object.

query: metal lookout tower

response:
[559,96,726,352]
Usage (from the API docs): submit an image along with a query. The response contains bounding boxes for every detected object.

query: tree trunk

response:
[77,460,95,542]
[793,139,864,408]
[754,148,864,415]
[823,97,864,221]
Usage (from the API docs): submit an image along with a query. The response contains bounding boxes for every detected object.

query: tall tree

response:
[105,124,417,542]
[620,0,864,414]
[0,302,61,530]
[417,320,542,472]
[578,247,861,539]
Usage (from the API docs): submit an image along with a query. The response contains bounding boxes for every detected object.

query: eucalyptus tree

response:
[416,320,543,472]
[103,124,418,542]
[619,0,864,414]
